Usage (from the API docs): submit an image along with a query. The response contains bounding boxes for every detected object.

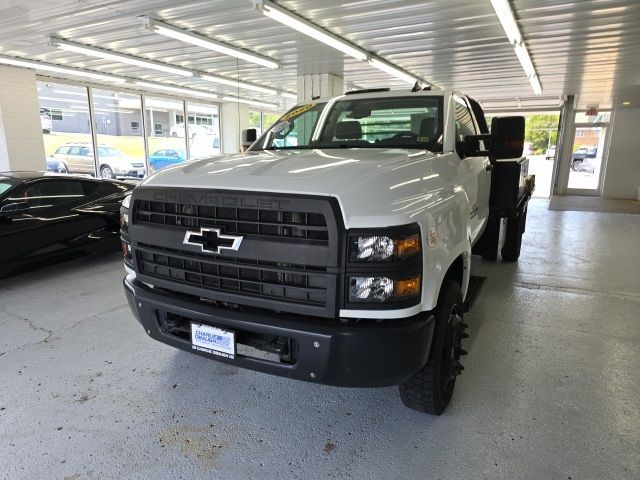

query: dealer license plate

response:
[191,323,235,359]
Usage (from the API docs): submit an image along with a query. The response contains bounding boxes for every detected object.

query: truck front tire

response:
[399,279,467,415]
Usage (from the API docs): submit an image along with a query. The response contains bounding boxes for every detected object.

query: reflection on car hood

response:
[141,148,461,228]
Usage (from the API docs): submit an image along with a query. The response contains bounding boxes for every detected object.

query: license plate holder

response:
[191,322,235,359]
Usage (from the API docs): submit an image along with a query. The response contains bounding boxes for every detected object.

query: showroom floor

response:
[1,199,638,480]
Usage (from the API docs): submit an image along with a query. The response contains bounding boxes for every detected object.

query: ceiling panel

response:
[0,0,637,110]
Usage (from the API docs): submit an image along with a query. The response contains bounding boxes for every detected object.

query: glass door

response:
[565,111,610,196]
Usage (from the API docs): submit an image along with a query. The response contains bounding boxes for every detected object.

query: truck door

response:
[452,95,491,242]
[466,97,492,231]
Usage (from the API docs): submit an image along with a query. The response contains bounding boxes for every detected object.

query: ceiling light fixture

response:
[50,37,193,77]
[622,101,630,105]
[200,74,277,95]
[143,18,279,69]
[280,92,297,100]
[0,55,126,83]
[367,58,420,85]
[222,95,279,108]
[258,1,426,86]
[489,0,542,95]
[259,0,368,61]
[134,81,218,100]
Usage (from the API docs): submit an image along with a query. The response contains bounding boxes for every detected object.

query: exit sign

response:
[586,106,598,116]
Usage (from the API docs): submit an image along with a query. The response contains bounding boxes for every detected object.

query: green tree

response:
[248,111,261,129]
[525,114,559,153]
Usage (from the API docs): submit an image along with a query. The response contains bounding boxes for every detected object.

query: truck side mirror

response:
[242,128,257,148]
[490,116,525,159]
[463,116,525,160]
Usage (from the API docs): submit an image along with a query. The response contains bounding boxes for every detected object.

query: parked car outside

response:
[545,145,556,160]
[571,146,597,170]
[0,172,134,277]
[45,155,67,173]
[40,108,52,134]
[149,148,187,172]
[572,160,596,173]
[572,146,596,161]
[169,123,210,139]
[50,143,145,179]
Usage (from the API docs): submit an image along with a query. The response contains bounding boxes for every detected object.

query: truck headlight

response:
[120,194,132,265]
[350,231,421,262]
[349,275,421,303]
[120,195,131,228]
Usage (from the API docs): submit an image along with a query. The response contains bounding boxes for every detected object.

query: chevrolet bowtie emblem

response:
[182,227,243,254]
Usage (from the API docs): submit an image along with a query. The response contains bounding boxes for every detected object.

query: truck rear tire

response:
[501,207,527,262]
[399,279,467,415]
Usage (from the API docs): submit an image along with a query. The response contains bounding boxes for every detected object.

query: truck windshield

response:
[254,96,443,152]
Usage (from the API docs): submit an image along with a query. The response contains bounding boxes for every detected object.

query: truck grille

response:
[136,243,328,307]
[134,199,328,244]
[128,188,343,318]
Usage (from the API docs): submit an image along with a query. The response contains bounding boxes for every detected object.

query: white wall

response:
[602,106,640,199]
[221,102,249,154]
[0,65,45,171]
[296,73,343,102]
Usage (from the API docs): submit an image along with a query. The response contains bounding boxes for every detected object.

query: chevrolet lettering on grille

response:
[183,227,243,254]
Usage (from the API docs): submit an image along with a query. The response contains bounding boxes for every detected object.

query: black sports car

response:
[0,172,134,277]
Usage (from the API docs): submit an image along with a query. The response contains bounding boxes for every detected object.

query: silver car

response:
[50,143,145,178]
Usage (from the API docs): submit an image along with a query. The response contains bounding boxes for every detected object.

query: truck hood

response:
[140,148,461,228]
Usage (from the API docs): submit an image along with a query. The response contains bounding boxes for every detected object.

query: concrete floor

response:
[1,198,638,480]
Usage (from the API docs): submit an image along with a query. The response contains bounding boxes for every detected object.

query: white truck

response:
[120,88,532,414]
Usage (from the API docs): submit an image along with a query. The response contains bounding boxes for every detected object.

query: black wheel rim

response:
[440,304,465,391]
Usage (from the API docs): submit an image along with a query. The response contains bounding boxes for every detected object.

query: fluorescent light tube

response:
[260,1,368,61]
[200,74,277,95]
[135,81,218,100]
[0,55,126,83]
[222,96,279,108]
[514,43,536,78]
[51,38,193,77]
[490,0,522,45]
[146,19,279,69]
[368,58,417,85]
[280,92,297,100]
[529,75,542,96]
[489,0,542,95]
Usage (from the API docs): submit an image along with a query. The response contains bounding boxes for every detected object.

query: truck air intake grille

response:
[134,200,328,244]
[135,243,328,307]
[128,189,343,318]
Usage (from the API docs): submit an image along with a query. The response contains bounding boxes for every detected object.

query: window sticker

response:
[280,102,317,121]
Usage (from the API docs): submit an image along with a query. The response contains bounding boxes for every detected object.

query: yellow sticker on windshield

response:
[280,102,317,121]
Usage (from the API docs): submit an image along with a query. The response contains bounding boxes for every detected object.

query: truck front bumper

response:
[124,275,434,388]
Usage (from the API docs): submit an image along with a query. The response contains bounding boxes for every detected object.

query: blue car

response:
[45,156,68,173]
[149,148,186,172]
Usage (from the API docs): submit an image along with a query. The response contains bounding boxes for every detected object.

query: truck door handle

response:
[485,164,494,172]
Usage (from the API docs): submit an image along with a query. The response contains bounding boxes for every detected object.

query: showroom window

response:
[36,80,222,178]
[249,110,281,136]
[186,102,220,159]
[37,82,95,175]
[145,97,187,173]
[91,89,145,179]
